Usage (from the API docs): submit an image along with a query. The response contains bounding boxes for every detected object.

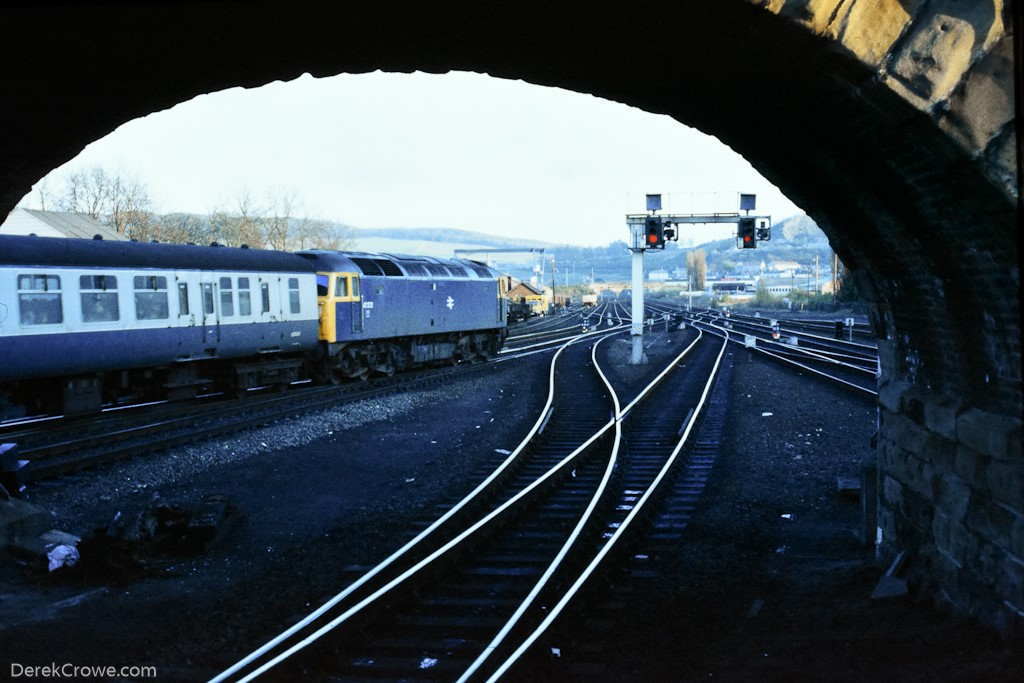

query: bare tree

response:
[107,170,153,239]
[28,176,53,210]
[256,187,355,251]
[154,213,210,244]
[294,218,355,250]
[261,187,298,251]
[210,189,264,247]
[59,166,110,218]
[50,164,154,238]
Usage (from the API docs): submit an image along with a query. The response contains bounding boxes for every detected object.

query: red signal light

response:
[738,217,757,249]
[645,217,664,249]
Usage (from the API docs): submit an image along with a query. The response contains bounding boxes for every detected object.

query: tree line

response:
[26,165,354,251]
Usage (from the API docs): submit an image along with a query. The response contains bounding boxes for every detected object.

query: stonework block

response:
[886,0,1004,107]
[923,429,956,470]
[1011,512,1024,559]
[932,546,965,590]
[939,35,1016,157]
[946,513,980,560]
[986,460,1024,509]
[877,438,900,471]
[954,445,989,493]
[836,0,919,66]
[965,499,1020,557]
[922,392,963,441]
[957,408,1023,461]
[995,554,1024,610]
[902,485,937,535]
[881,474,906,515]
[884,410,931,455]
[878,381,904,413]
[932,509,954,550]
[935,471,972,519]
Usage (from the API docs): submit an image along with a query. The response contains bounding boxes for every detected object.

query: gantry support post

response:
[629,246,647,365]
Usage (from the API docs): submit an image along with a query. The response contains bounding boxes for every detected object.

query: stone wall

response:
[758,0,1021,636]
[758,0,1016,198]
[878,378,1023,635]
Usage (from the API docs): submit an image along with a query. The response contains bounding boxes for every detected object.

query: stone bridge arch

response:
[1,1,1019,634]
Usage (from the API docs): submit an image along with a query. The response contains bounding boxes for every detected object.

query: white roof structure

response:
[0,208,127,240]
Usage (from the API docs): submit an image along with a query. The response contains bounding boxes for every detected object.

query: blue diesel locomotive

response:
[0,235,507,417]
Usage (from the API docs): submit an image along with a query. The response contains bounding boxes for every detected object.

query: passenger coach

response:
[0,235,319,414]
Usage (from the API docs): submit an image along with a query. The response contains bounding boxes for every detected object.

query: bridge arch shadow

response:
[1,0,1019,635]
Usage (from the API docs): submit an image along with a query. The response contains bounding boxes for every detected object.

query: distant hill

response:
[682,214,836,281]
[355,227,553,249]
[347,215,837,284]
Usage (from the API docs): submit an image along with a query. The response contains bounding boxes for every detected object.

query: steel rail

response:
[754,340,878,372]
[694,319,878,397]
[455,333,625,682]
[505,323,583,344]
[696,311,877,355]
[9,360,500,482]
[706,310,878,353]
[214,322,697,681]
[456,328,705,681]
[209,332,615,683]
[688,311,877,372]
[483,325,728,681]
[497,324,630,357]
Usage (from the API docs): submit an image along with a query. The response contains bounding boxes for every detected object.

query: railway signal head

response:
[645,217,664,249]
[738,217,757,249]
[663,222,677,242]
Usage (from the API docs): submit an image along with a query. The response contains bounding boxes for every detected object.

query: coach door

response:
[350,274,363,333]
[200,274,219,344]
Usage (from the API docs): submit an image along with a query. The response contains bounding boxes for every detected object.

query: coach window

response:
[219,277,234,317]
[80,275,119,322]
[134,275,169,320]
[201,283,215,316]
[260,282,271,313]
[288,277,301,314]
[17,274,63,325]
[178,282,189,316]
[238,277,252,317]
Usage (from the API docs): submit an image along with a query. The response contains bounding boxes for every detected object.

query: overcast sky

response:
[21,71,803,248]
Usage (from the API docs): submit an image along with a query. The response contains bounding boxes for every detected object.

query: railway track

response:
[1,315,635,485]
[0,360,515,484]
[677,309,878,396]
[508,337,738,679]
[210,321,729,682]
[502,303,624,354]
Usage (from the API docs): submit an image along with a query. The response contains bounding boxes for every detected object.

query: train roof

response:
[297,250,499,279]
[0,234,318,273]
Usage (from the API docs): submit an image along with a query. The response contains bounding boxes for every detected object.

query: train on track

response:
[0,234,507,417]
